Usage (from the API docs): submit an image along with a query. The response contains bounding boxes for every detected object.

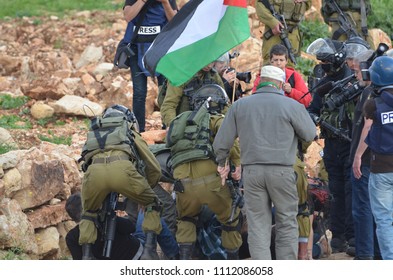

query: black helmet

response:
[307,38,347,67]
[191,84,229,113]
[102,104,139,132]
[345,36,370,59]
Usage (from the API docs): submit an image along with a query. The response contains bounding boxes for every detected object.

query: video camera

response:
[360,42,389,81]
[324,81,364,111]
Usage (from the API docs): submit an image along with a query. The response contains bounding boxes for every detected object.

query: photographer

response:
[213,52,249,102]
[349,49,381,260]
[363,56,393,260]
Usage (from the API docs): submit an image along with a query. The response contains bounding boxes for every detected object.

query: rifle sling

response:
[360,0,368,38]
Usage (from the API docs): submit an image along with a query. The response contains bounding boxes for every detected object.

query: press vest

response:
[365,92,393,154]
[124,2,169,44]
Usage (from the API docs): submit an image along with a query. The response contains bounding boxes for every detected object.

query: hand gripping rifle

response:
[325,0,361,40]
[309,113,352,142]
[226,165,244,223]
[260,0,297,65]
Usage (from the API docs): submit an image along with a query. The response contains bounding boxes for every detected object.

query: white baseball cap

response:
[260,65,285,82]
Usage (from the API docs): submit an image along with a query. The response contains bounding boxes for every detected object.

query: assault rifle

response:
[260,0,297,65]
[226,165,244,223]
[325,0,361,40]
[309,113,352,142]
[99,192,127,258]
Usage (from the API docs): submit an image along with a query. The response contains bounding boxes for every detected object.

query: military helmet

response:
[102,104,140,132]
[345,36,370,59]
[307,38,347,67]
[191,84,229,113]
[369,56,393,87]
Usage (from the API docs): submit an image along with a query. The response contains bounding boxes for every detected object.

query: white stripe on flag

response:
[167,0,227,54]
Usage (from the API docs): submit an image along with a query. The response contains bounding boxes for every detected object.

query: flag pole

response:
[231,50,240,104]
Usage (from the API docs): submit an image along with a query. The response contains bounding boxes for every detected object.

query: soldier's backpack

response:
[79,115,140,172]
[165,99,215,169]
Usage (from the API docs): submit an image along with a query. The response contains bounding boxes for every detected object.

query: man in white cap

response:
[213,65,316,260]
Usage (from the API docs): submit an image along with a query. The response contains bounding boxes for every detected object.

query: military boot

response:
[140,231,160,260]
[226,249,239,260]
[82,243,95,260]
[179,243,193,260]
[298,242,309,260]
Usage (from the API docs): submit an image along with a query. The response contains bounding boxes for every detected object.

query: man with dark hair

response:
[252,44,311,107]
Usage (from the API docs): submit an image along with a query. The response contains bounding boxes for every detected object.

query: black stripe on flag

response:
[143,0,204,76]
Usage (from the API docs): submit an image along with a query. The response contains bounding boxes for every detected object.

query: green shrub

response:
[0,95,29,110]
[0,115,32,129]
[0,247,25,260]
[38,130,72,145]
[299,19,330,52]
[0,0,123,19]
[295,56,317,80]
[0,143,17,154]
[369,0,393,39]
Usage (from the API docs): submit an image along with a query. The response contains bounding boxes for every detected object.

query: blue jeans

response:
[369,172,393,260]
[351,166,376,258]
[134,210,179,258]
[129,44,165,132]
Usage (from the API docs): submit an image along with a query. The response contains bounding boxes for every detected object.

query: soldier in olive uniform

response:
[256,0,311,67]
[160,62,225,127]
[321,0,374,49]
[79,105,163,260]
[166,85,242,260]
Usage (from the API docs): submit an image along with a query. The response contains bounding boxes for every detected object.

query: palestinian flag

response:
[143,0,250,86]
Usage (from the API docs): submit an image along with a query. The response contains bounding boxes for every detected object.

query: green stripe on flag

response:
[156,6,249,86]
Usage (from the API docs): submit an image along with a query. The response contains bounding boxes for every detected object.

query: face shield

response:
[306,38,337,62]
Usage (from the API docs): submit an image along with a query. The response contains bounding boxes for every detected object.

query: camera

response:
[359,42,389,81]
[227,67,252,83]
[324,81,364,111]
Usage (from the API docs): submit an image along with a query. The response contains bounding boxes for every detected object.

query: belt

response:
[180,173,219,187]
[91,155,130,164]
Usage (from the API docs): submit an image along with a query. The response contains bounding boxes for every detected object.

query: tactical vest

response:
[321,0,371,17]
[80,116,134,166]
[272,0,308,25]
[176,71,217,115]
[365,93,393,154]
[319,93,355,138]
[166,104,215,169]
